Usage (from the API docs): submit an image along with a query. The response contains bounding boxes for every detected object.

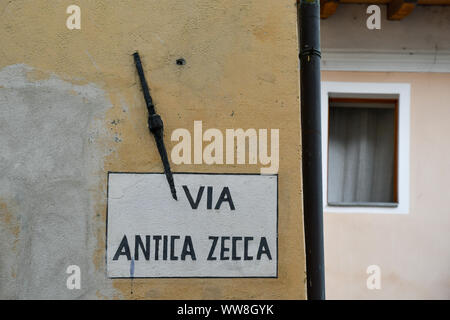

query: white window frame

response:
[321,81,410,214]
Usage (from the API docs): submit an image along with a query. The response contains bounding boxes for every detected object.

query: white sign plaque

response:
[107,173,278,278]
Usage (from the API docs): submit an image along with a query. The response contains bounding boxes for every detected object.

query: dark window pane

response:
[328,105,395,204]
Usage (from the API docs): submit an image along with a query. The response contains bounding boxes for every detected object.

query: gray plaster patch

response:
[0,64,116,299]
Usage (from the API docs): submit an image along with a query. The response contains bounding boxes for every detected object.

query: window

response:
[321,82,410,214]
[328,98,398,207]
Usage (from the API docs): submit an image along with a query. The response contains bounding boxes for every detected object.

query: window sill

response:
[324,203,408,215]
[327,202,399,208]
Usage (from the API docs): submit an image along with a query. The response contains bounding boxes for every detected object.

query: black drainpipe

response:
[298,0,325,300]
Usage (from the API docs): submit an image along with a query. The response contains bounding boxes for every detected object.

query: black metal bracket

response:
[299,47,322,59]
[133,52,178,200]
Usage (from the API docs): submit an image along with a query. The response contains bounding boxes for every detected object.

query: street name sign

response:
[107,173,278,278]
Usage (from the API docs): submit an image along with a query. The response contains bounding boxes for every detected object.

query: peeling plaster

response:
[0,64,115,299]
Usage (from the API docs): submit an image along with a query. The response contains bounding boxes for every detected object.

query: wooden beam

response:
[320,0,340,19]
[388,0,418,20]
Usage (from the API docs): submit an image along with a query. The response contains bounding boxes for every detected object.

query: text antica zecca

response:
[112,235,273,261]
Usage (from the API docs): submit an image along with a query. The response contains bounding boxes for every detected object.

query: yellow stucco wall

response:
[0,1,306,299]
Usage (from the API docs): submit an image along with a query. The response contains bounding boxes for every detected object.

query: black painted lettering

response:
[257,237,272,260]
[183,185,205,209]
[113,235,131,261]
[163,235,168,260]
[134,235,150,261]
[181,236,196,261]
[170,236,180,260]
[232,236,242,260]
[244,236,254,260]
[207,236,219,260]
[214,187,235,210]
[153,235,161,260]
[220,236,230,260]
[207,186,213,209]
